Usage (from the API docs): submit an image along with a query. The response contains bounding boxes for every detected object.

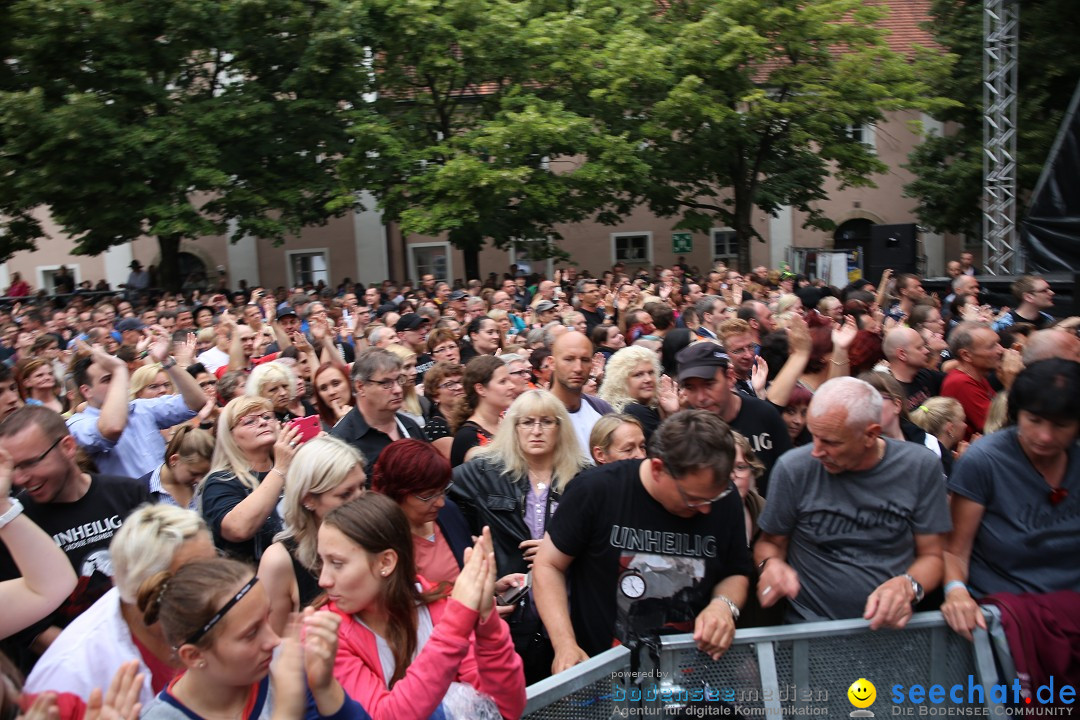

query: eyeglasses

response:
[671,472,735,509]
[236,412,277,428]
[365,376,407,391]
[415,481,454,503]
[438,379,463,390]
[13,436,64,473]
[432,345,458,355]
[516,417,559,430]
[508,369,531,378]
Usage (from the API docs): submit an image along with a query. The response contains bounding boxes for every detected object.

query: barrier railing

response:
[524,610,1013,719]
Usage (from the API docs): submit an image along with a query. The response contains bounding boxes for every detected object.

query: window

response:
[509,238,554,277]
[712,228,737,264]
[36,265,82,295]
[409,242,452,284]
[287,250,329,288]
[846,123,877,153]
[611,232,652,265]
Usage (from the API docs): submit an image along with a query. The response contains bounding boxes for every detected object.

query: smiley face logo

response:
[848,678,876,709]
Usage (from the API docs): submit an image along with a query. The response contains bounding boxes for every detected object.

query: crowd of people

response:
[0,256,1078,719]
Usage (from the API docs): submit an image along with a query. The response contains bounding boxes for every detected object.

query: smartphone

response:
[287,415,321,443]
[497,572,532,606]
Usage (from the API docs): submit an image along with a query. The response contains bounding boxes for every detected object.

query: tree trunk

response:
[464,247,480,285]
[157,235,182,293]
[735,207,754,273]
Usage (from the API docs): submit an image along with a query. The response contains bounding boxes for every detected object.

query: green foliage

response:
[0,0,368,288]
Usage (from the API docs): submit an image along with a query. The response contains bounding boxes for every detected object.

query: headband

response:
[181,576,259,647]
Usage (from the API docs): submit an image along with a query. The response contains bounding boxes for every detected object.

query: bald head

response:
[1022,329,1080,364]
[882,327,919,362]
[551,329,592,357]
[551,330,594,394]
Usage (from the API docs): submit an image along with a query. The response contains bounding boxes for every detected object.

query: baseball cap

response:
[676,342,730,382]
[449,290,468,301]
[116,318,145,333]
[394,313,430,332]
[535,300,557,313]
[276,306,299,320]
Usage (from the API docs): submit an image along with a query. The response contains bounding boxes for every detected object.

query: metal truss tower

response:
[982,0,1020,274]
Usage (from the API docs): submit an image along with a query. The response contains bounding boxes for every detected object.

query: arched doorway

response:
[179,252,209,292]
[833,219,875,250]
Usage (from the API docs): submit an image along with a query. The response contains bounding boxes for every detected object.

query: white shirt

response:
[566,398,603,464]
[25,588,156,708]
[196,346,230,373]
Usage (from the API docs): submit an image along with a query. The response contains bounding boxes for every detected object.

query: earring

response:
[381,570,387,576]
[199,662,207,669]
[304,505,314,512]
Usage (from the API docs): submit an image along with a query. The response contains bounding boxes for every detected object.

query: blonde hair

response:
[165,425,215,465]
[983,393,1009,435]
[908,396,964,437]
[598,346,661,411]
[589,414,643,460]
[212,395,276,491]
[384,344,422,416]
[276,436,365,571]
[245,361,296,404]
[473,389,587,492]
[110,504,209,603]
[130,364,169,400]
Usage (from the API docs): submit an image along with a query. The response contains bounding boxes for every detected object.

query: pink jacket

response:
[328,578,526,720]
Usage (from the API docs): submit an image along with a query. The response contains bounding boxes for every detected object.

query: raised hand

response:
[84,661,144,720]
[831,315,858,351]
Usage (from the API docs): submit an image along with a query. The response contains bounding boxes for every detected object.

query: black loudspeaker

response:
[865,223,918,284]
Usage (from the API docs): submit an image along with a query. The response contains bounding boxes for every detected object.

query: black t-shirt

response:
[546,460,753,657]
[0,474,149,669]
[450,421,492,467]
[200,469,283,563]
[898,368,945,415]
[580,307,606,336]
[624,403,661,442]
[730,396,792,498]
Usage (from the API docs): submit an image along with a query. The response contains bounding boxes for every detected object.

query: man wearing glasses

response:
[331,348,427,475]
[992,275,1056,332]
[534,410,753,675]
[675,342,791,497]
[0,406,150,665]
[754,377,949,628]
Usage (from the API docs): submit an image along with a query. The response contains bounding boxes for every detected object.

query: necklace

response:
[528,469,552,491]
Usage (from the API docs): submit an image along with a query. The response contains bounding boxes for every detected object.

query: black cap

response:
[276,306,299,320]
[116,318,145,333]
[676,342,729,382]
[394,313,430,332]
[449,290,468,301]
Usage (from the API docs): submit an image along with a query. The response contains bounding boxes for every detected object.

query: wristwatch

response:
[160,356,177,370]
[903,573,925,604]
[711,594,740,622]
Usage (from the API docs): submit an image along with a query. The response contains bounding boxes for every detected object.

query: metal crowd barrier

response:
[524,610,1013,719]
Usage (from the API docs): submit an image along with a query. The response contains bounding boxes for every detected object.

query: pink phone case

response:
[289,415,321,443]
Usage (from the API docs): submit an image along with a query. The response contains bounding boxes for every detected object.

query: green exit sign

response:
[672,232,692,254]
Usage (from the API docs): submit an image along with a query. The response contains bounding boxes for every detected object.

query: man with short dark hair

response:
[993,275,1055,332]
[887,274,925,321]
[331,348,426,474]
[737,300,774,344]
[575,279,605,336]
[676,342,791,495]
[0,406,149,664]
[694,295,725,340]
[754,377,949,626]
[534,410,753,673]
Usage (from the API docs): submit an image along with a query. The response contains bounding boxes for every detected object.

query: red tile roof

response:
[870,0,938,56]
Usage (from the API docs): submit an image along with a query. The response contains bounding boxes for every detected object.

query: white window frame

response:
[35,265,83,295]
[285,248,330,289]
[408,241,453,285]
[846,123,877,154]
[711,227,738,264]
[610,231,653,266]
[508,238,554,278]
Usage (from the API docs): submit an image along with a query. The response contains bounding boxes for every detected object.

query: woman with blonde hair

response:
[246,360,314,422]
[258,436,365,634]
[142,425,214,508]
[385,343,426,426]
[451,389,587,682]
[24,504,217,707]
[15,357,64,413]
[130,363,173,400]
[909,396,968,457]
[199,395,299,563]
[598,346,675,441]
[589,414,647,465]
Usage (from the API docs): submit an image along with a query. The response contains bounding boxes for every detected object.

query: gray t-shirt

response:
[947,427,1080,596]
[758,438,951,622]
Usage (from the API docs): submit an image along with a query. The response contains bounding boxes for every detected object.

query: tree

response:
[335,0,648,280]
[0,0,369,290]
[594,0,948,270]
[904,0,1080,238]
